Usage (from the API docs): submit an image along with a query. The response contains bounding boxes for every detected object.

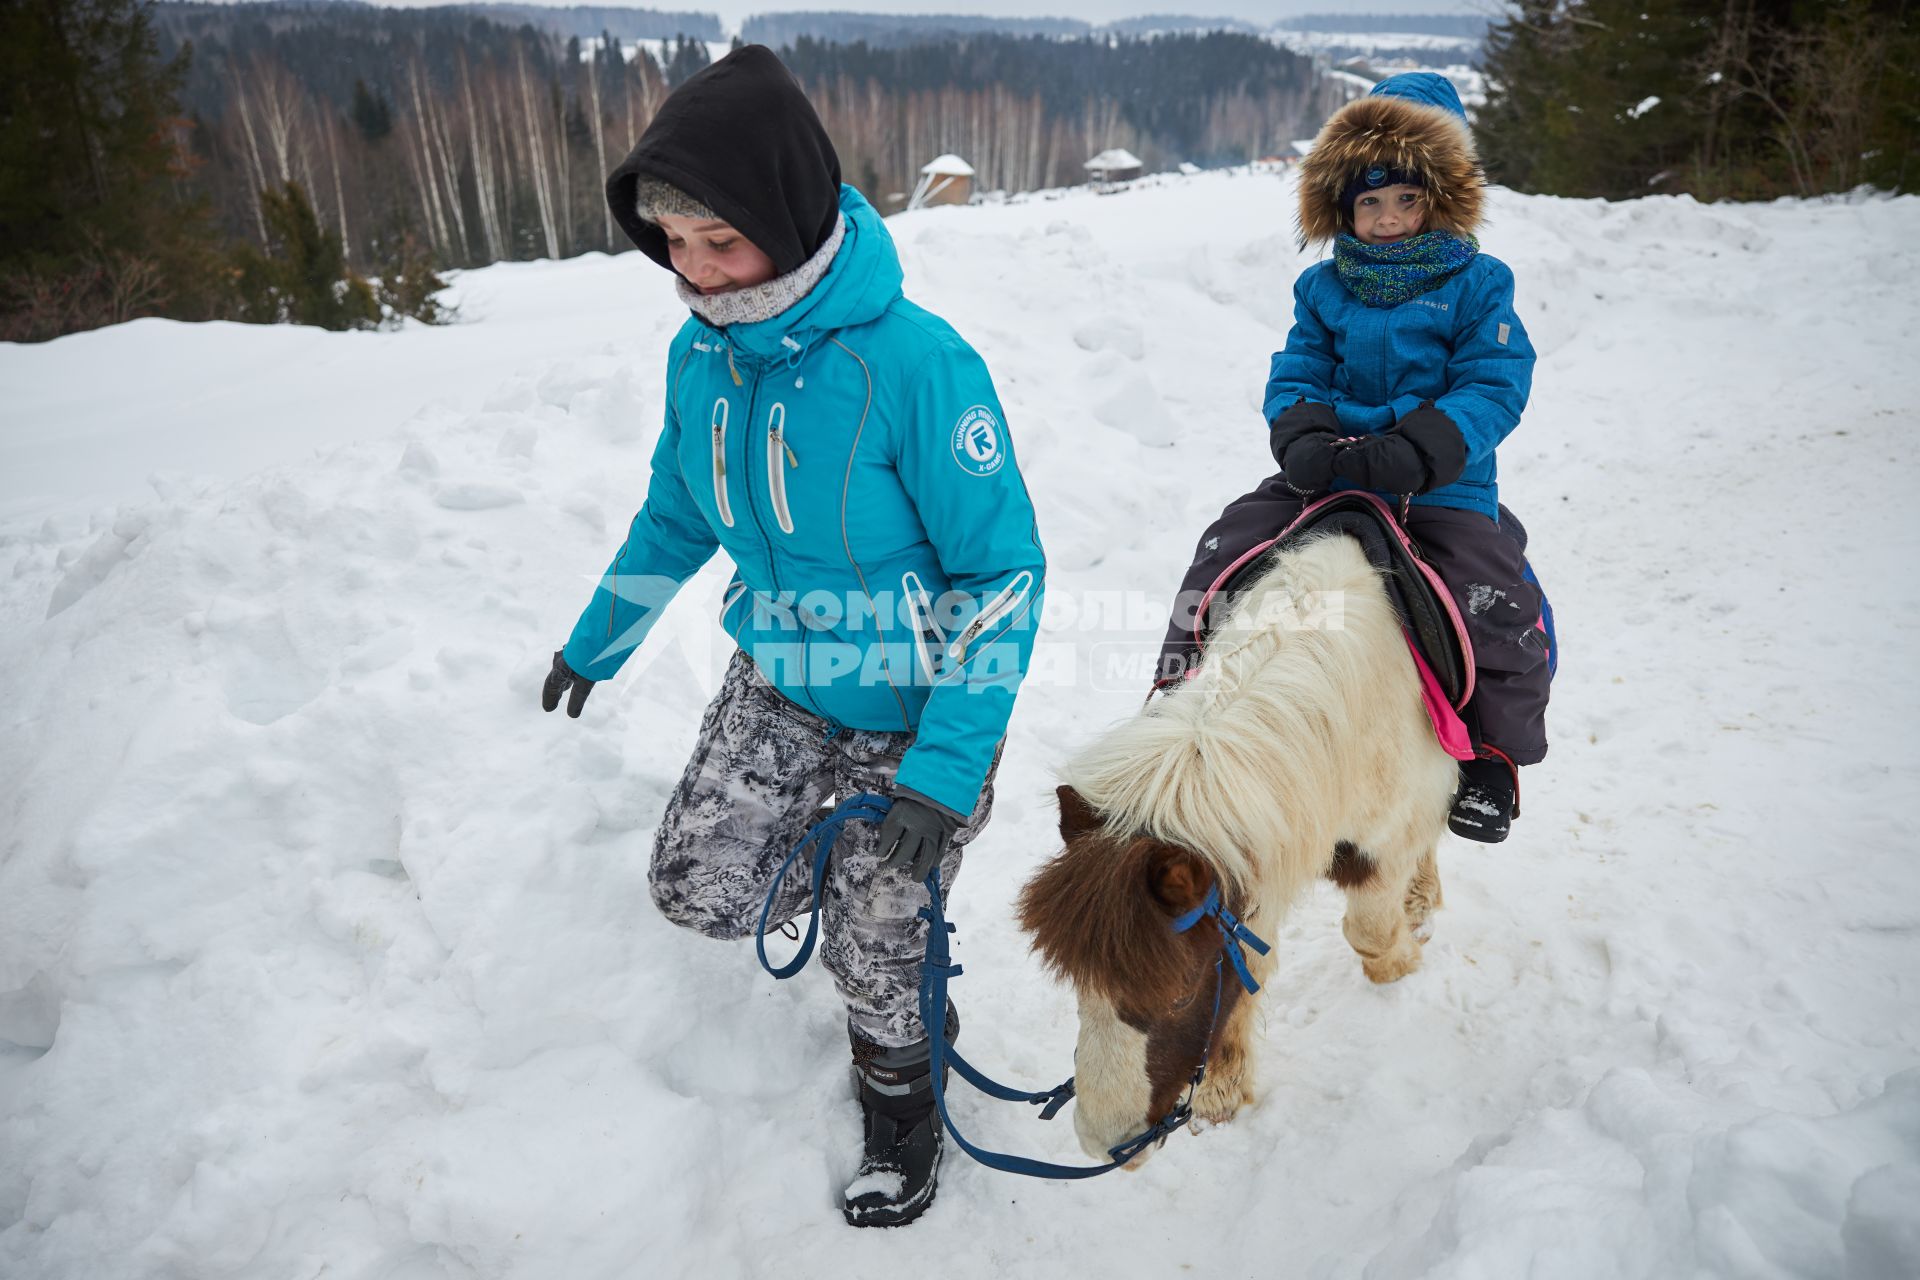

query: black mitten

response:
[1390,402,1469,492]
[1333,403,1468,495]
[1268,399,1344,492]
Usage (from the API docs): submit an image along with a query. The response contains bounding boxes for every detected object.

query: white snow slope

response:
[3,171,1918,1279]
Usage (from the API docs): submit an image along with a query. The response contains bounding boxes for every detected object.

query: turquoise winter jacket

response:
[1263,253,1535,518]
[562,186,1046,817]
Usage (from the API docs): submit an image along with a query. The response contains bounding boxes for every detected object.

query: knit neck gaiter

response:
[677,213,846,329]
[1332,230,1479,308]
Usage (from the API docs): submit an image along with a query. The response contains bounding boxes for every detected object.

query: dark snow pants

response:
[1158,475,1551,765]
[649,651,999,1047]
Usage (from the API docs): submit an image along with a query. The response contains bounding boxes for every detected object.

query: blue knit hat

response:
[1368,72,1470,125]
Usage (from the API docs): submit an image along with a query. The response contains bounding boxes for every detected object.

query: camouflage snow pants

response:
[650,651,999,1047]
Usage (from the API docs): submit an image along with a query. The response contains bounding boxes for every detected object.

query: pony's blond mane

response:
[1060,534,1422,907]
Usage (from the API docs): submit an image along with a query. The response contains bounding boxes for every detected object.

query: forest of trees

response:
[1477,0,1916,200]
[1277,14,1492,37]
[1,0,1338,341]
[148,4,1334,271]
[8,0,1913,345]
[783,32,1334,196]
[472,4,721,41]
[143,4,1332,273]
[738,12,1090,47]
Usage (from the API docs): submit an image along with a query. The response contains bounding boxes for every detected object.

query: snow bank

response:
[3,171,1918,1278]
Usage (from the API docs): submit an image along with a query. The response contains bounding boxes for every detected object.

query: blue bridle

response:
[755,794,1272,1179]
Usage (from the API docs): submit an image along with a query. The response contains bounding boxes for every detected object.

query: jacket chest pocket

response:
[681,362,850,542]
[696,391,802,537]
[765,402,796,535]
[709,396,735,527]
[765,391,863,542]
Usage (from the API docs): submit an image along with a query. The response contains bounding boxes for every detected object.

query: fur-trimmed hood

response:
[1298,72,1484,246]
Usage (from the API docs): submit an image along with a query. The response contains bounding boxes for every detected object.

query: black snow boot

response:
[843,1008,956,1229]
[1450,751,1519,843]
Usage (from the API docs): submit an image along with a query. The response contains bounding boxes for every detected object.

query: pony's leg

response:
[1191,983,1261,1126]
[1340,852,1423,984]
[1402,845,1444,942]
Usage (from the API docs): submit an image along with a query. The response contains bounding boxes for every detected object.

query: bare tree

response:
[323,113,352,260]
[460,53,507,261]
[227,60,272,242]
[588,44,613,248]
[516,43,561,258]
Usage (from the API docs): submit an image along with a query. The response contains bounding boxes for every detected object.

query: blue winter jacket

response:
[562,186,1046,818]
[1263,254,1536,518]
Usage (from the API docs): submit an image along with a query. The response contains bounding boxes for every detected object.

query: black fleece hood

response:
[605,45,842,277]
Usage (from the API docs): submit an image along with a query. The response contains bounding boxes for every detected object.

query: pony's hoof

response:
[1191,1072,1254,1126]
[1361,945,1422,984]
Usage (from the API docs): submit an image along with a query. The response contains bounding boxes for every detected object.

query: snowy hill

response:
[3,171,1919,1278]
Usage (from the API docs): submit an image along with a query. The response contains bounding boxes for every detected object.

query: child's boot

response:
[842,1006,956,1228]
[1449,750,1519,844]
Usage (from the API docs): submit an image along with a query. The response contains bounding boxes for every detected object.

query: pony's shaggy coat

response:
[1296,94,1485,245]
[1021,535,1458,1161]
[1057,535,1455,933]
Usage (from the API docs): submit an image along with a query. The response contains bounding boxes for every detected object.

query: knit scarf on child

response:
[1333,230,1479,308]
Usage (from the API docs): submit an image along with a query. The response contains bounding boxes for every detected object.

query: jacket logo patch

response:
[1497,322,1511,346]
[951,405,1006,476]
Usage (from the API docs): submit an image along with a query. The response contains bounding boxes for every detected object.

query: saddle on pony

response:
[1186,491,1480,761]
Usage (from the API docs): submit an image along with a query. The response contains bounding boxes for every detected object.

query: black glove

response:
[876,792,964,884]
[1268,399,1344,492]
[1332,402,1468,495]
[540,649,595,718]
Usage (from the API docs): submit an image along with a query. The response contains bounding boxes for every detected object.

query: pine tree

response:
[0,0,227,338]
[665,34,710,87]
[232,180,379,330]
[1479,0,1916,200]
[350,78,393,143]
[375,227,453,326]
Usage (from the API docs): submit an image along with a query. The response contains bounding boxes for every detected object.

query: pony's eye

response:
[1170,991,1197,1013]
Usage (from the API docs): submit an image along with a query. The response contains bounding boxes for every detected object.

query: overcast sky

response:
[364,0,1493,31]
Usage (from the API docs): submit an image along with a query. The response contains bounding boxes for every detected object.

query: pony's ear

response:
[1145,842,1213,917]
[1056,784,1103,845]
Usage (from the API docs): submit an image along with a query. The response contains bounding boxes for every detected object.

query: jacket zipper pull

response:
[726,345,743,387]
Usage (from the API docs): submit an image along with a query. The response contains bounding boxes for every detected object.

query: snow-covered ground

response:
[3,171,1918,1278]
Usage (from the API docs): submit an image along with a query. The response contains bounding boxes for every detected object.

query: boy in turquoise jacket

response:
[1160,73,1551,841]
[539,47,1044,1227]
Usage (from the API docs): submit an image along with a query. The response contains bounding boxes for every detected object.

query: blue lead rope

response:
[754,793,892,979]
[754,793,1271,1180]
[917,864,1203,1177]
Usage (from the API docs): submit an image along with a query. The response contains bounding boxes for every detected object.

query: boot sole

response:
[1448,814,1510,844]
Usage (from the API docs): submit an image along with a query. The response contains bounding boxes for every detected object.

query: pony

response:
[1017,531,1457,1164]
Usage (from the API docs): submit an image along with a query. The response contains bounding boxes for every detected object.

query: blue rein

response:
[754,794,1273,1180]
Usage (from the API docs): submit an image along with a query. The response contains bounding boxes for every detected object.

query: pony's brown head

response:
[1016,784,1249,1166]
